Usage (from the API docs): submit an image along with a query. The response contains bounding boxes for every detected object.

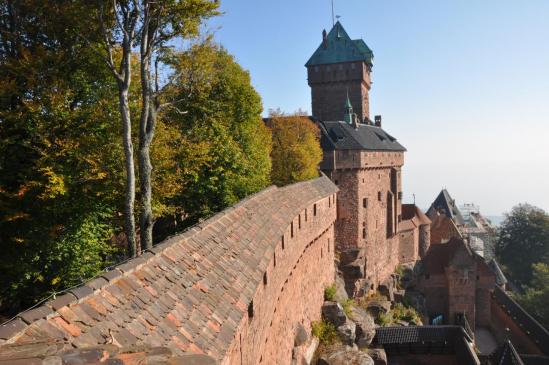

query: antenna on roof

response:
[331,0,335,26]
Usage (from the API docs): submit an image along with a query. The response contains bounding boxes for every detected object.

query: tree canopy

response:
[495,203,549,286]
[267,114,323,187]
[0,2,272,314]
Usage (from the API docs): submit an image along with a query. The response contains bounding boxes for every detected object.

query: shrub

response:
[324,284,337,301]
[311,320,338,345]
[376,312,392,327]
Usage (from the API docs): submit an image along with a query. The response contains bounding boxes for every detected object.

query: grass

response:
[312,319,338,345]
[341,298,355,317]
[373,303,423,327]
[324,284,337,301]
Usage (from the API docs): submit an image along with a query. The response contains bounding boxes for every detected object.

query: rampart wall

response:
[0,176,338,365]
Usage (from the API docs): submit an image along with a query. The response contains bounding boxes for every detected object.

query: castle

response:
[306,21,430,293]
[0,20,548,365]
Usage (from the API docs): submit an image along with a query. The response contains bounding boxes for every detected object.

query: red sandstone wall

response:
[490,297,543,355]
[328,150,404,287]
[223,194,337,365]
[308,61,371,121]
[399,228,419,264]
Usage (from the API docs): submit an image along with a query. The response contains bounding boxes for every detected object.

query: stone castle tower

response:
[306,21,373,122]
[307,22,430,294]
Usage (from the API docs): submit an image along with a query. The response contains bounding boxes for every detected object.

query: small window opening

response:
[305,209,308,222]
[363,198,368,208]
[321,248,323,258]
[335,180,339,185]
[274,253,276,267]
[314,204,317,216]
[291,221,294,238]
[281,235,285,249]
[299,214,301,229]
[363,228,366,239]
[378,191,382,201]
[263,272,268,285]
[329,197,331,208]
[248,301,254,318]
[328,238,330,252]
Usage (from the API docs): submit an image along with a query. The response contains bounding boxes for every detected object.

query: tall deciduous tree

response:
[97,0,139,256]
[495,204,549,285]
[136,0,218,250]
[267,113,323,187]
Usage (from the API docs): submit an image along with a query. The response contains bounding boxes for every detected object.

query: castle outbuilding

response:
[306,22,429,293]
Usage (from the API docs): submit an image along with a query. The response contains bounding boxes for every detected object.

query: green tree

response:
[267,114,323,186]
[495,204,549,286]
[163,42,272,224]
[0,0,125,312]
[516,263,549,329]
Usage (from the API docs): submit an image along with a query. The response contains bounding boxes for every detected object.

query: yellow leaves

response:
[5,212,30,222]
[51,276,61,285]
[38,167,66,200]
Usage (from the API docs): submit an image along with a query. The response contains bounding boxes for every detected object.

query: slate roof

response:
[427,189,465,226]
[374,325,471,345]
[317,120,406,152]
[305,21,373,67]
[489,340,525,365]
[0,175,338,362]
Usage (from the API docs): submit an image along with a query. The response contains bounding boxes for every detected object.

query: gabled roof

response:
[317,120,406,152]
[427,189,465,226]
[305,21,373,67]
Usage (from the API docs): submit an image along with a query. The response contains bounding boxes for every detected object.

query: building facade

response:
[307,22,429,293]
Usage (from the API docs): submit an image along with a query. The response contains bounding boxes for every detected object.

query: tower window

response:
[281,235,285,249]
[362,228,366,239]
[299,214,301,229]
[305,209,308,222]
[263,272,268,285]
[378,192,382,201]
[314,204,317,216]
[248,301,254,318]
[363,198,368,208]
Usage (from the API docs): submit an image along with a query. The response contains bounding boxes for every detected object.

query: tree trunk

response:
[138,107,155,250]
[118,86,137,257]
[138,37,155,250]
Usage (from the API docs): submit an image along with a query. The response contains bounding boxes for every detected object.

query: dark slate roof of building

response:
[374,325,471,345]
[0,175,338,361]
[489,340,525,365]
[426,189,465,226]
[488,259,508,286]
[305,21,374,67]
[317,120,406,152]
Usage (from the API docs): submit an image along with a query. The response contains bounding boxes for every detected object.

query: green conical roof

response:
[305,21,374,67]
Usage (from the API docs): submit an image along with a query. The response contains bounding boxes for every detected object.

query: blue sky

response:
[207,0,549,216]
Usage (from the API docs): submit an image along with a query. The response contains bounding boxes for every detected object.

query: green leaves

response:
[496,204,549,286]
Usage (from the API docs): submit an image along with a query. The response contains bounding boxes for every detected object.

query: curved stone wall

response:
[0,175,338,365]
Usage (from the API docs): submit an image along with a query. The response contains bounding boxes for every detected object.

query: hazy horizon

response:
[209,0,549,216]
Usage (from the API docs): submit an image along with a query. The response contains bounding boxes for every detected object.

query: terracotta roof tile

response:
[0,175,337,362]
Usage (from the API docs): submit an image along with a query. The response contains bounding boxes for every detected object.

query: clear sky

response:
[207,0,549,216]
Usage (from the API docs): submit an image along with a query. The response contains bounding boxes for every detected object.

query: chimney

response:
[352,113,359,129]
[322,29,328,49]
[374,115,382,127]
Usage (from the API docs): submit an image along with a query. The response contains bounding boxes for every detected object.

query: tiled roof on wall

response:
[0,175,338,362]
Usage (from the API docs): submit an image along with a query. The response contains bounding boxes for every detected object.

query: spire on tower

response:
[344,91,353,124]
